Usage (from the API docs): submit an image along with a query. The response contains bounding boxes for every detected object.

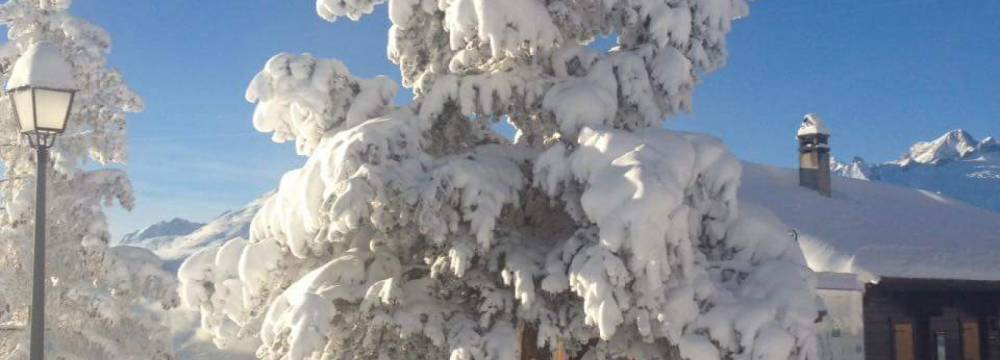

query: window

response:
[936,332,947,360]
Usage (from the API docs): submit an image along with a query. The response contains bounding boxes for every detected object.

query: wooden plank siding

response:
[963,320,982,360]
[988,317,1000,360]
[864,278,1000,360]
[520,277,1000,360]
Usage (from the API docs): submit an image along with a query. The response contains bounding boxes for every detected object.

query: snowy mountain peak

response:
[978,136,1000,153]
[830,156,871,180]
[120,218,204,245]
[155,192,271,270]
[898,129,978,166]
[831,129,999,214]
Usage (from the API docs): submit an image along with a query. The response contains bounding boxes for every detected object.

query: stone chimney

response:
[798,113,831,197]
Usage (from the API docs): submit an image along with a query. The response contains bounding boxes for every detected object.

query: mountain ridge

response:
[831,129,1000,212]
[118,217,204,249]
[893,129,980,166]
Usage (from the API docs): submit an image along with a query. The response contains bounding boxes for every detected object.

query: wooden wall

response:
[863,278,1000,360]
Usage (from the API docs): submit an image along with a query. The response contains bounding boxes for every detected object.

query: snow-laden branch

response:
[246,53,398,156]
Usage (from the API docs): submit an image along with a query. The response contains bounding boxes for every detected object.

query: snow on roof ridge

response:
[815,272,864,291]
[796,113,830,136]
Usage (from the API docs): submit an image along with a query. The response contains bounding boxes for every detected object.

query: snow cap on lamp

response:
[6,41,76,91]
[6,41,77,140]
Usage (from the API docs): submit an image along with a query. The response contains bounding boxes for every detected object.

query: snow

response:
[829,156,870,181]
[814,272,863,292]
[0,2,154,356]
[442,0,559,60]
[118,217,204,248]
[832,129,1000,213]
[542,76,617,136]
[154,193,269,269]
[533,128,818,356]
[6,42,76,90]
[185,120,819,359]
[110,193,268,322]
[814,288,864,360]
[895,129,978,166]
[155,132,1000,359]
[741,162,1000,281]
[246,53,397,155]
[980,136,1000,152]
[316,0,385,21]
[115,195,267,358]
[106,245,180,306]
[177,0,827,358]
[875,154,1000,213]
[259,252,367,359]
[172,118,824,358]
[1,3,244,360]
[797,113,830,136]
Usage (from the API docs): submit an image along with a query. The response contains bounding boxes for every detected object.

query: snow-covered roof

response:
[6,42,76,90]
[815,272,864,291]
[740,162,1000,282]
[796,113,830,136]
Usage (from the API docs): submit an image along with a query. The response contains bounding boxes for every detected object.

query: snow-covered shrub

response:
[0,0,177,358]
[180,0,820,359]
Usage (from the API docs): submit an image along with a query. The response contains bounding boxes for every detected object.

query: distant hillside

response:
[154,192,271,271]
[118,218,204,249]
[831,129,1000,213]
[117,193,271,273]
[117,196,270,360]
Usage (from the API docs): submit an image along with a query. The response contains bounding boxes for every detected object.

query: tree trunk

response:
[518,321,548,360]
[518,321,637,360]
[553,342,567,360]
[517,322,606,360]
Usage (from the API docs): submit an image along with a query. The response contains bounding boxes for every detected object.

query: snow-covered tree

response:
[181,0,820,359]
[0,0,178,358]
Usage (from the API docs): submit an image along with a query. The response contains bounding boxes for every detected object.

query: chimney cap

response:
[797,113,830,136]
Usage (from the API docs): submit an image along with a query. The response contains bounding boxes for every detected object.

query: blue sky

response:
[64,0,1000,237]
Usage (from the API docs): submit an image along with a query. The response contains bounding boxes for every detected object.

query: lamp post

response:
[5,42,77,360]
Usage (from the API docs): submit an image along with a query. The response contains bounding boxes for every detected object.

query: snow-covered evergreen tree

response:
[180,0,820,359]
[0,0,178,358]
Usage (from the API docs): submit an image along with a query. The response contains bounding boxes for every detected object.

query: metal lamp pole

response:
[29,136,50,360]
[6,42,77,360]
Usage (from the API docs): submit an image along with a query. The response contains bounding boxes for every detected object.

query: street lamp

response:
[6,41,77,360]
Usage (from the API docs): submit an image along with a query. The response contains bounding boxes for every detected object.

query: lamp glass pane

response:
[12,89,35,132]
[34,88,72,132]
